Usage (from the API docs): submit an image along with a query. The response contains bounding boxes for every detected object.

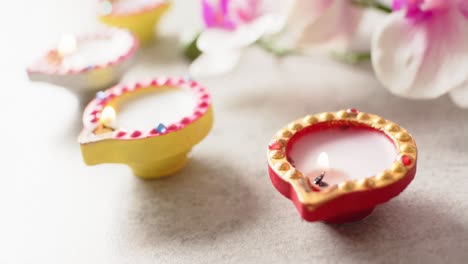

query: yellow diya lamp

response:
[98,0,171,45]
[27,29,138,105]
[79,77,213,179]
[267,109,418,224]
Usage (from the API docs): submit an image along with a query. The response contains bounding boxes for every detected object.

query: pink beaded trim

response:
[98,0,169,17]
[27,29,138,76]
[83,77,212,140]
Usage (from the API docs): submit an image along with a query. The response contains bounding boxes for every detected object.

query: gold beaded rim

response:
[267,110,417,206]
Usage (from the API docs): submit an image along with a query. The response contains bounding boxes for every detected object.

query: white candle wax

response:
[59,32,133,70]
[289,126,397,188]
[115,86,197,129]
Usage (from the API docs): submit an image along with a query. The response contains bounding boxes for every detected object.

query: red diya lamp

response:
[267,109,417,224]
[27,29,138,105]
[79,77,213,179]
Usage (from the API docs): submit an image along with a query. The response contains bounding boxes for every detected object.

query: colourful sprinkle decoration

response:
[401,155,412,166]
[183,75,192,82]
[99,1,113,16]
[156,123,167,133]
[96,91,107,100]
[268,141,282,151]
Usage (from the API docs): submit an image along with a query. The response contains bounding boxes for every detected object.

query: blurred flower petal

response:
[221,0,229,14]
[289,0,363,53]
[192,0,291,77]
[460,0,468,18]
[202,0,217,27]
[371,9,468,99]
[197,14,281,52]
[259,0,293,30]
[189,51,241,77]
[449,83,468,108]
[202,0,237,30]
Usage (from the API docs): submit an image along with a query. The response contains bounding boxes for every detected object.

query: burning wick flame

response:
[317,152,330,170]
[314,152,329,187]
[58,34,77,57]
[100,106,116,127]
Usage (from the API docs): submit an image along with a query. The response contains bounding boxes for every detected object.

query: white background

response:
[0,1,467,263]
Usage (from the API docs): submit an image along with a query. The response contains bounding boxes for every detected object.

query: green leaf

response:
[351,0,392,13]
[183,33,202,62]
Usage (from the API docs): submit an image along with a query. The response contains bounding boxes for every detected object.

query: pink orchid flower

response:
[201,0,260,30]
[372,0,468,108]
[190,0,292,77]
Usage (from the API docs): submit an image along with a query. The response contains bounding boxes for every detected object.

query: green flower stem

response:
[256,39,297,57]
[351,0,392,13]
[330,51,372,64]
[183,33,372,65]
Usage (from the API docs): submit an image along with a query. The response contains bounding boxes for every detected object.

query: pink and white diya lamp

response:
[79,77,213,180]
[27,28,138,104]
[267,109,418,224]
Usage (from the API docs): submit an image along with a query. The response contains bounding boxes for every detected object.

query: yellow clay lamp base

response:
[98,1,171,45]
[131,151,189,179]
[79,77,214,180]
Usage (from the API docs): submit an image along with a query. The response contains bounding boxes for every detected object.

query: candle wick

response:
[314,171,328,187]
[93,123,116,135]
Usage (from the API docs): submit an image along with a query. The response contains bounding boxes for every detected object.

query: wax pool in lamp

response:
[27,29,137,105]
[56,33,133,72]
[115,87,197,129]
[288,126,397,190]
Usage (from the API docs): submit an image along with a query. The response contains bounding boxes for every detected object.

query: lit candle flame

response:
[58,34,77,57]
[100,106,116,127]
[317,152,330,171]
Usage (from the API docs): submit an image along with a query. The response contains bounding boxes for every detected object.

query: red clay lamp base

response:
[267,110,418,224]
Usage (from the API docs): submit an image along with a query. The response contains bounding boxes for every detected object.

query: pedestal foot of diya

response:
[267,109,418,224]
[130,151,190,179]
[98,0,171,45]
[323,208,375,225]
[27,29,138,107]
[79,77,213,180]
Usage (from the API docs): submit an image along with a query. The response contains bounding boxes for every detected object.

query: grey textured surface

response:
[1,1,467,263]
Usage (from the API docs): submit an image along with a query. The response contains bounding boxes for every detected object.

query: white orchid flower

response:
[372,0,468,108]
[190,0,368,77]
[189,0,291,77]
